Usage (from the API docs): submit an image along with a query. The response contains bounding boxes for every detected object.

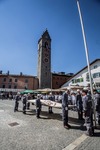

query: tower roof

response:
[38,29,51,43]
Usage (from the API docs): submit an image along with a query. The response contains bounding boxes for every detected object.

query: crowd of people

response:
[9,88,100,136]
[59,89,100,136]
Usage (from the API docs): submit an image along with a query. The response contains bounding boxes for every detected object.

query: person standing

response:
[76,90,83,120]
[68,90,72,105]
[48,93,54,114]
[36,94,41,118]
[14,92,20,112]
[62,90,71,129]
[22,94,27,114]
[58,92,63,103]
[94,90,100,125]
[27,93,31,109]
[82,90,94,136]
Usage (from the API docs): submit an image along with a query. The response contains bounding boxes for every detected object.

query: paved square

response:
[0,99,100,150]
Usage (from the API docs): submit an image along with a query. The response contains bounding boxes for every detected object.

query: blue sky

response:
[0,0,100,76]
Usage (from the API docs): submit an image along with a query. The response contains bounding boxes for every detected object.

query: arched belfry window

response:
[45,42,48,48]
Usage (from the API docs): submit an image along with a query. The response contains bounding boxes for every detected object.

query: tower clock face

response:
[44,58,49,63]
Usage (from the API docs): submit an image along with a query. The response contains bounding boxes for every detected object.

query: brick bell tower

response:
[37,29,51,89]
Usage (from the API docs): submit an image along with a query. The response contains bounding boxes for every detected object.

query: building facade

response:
[0,73,38,92]
[62,59,100,90]
[52,72,72,89]
[37,29,51,89]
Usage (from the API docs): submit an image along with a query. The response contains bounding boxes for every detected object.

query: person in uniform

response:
[14,92,20,112]
[36,94,41,118]
[58,92,63,103]
[27,93,31,109]
[22,94,27,114]
[82,90,94,136]
[67,90,72,105]
[76,89,83,120]
[48,93,54,114]
[62,89,71,129]
[94,90,100,125]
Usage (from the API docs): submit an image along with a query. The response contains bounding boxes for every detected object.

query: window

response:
[72,78,84,83]
[45,42,48,48]
[8,85,11,88]
[15,79,17,82]
[96,83,100,87]
[77,79,80,83]
[25,79,28,83]
[9,78,12,82]
[94,65,98,69]
[75,79,77,83]
[86,73,90,81]
[14,85,17,89]
[80,78,84,82]
[56,82,58,85]
[24,86,27,89]
[93,72,100,78]
[72,79,74,84]
[2,85,5,88]
[3,78,6,82]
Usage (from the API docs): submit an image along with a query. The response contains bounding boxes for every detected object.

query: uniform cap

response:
[37,94,41,98]
[70,90,74,94]
[77,89,80,92]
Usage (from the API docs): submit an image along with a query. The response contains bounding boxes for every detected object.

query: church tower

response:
[37,29,51,89]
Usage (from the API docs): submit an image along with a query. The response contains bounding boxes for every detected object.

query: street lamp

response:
[76,0,96,127]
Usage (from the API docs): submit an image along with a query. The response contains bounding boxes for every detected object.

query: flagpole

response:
[76,0,96,127]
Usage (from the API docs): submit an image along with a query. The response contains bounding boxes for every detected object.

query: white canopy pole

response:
[76,0,96,127]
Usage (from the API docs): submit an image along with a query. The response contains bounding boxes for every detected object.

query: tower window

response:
[45,42,48,48]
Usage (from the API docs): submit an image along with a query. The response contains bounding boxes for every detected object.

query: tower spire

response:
[37,30,51,89]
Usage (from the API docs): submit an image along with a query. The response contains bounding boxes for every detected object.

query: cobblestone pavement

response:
[0,99,100,150]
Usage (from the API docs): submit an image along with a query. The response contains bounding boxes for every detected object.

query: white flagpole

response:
[76,0,96,127]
